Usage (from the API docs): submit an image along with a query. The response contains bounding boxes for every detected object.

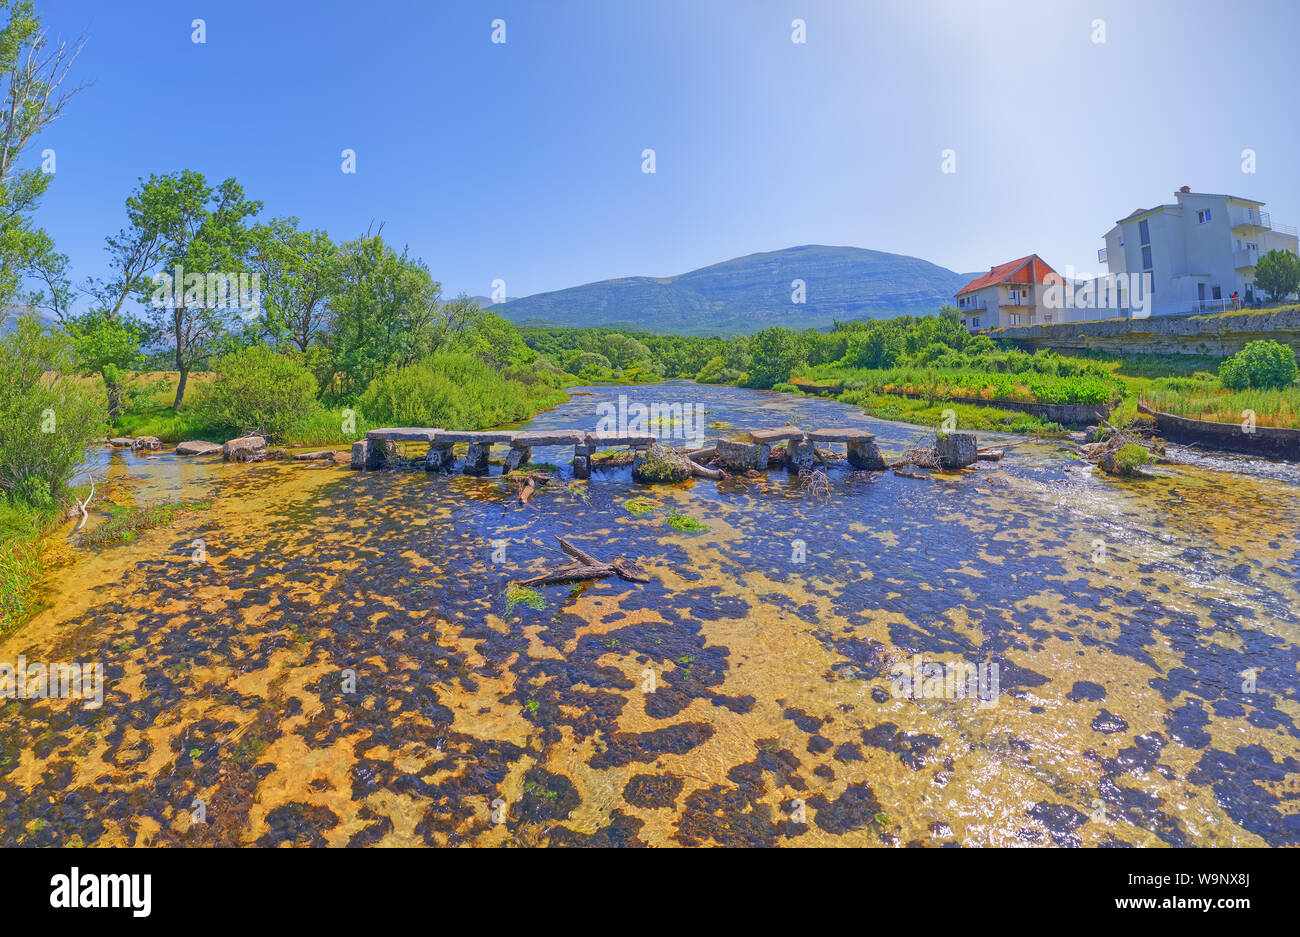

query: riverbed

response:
[1,382,1297,846]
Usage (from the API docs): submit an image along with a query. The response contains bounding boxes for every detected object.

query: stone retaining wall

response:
[987,307,1300,357]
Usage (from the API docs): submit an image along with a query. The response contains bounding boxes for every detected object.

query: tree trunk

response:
[173,367,188,410]
[172,306,187,410]
[104,374,123,421]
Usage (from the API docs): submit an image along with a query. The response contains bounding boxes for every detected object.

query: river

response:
[1,381,1297,846]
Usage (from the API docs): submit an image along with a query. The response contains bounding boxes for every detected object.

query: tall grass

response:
[0,500,55,636]
[1142,378,1300,427]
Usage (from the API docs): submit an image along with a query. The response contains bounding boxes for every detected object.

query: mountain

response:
[1,304,58,336]
[495,246,977,336]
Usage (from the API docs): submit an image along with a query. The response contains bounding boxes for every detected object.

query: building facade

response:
[1099,187,1299,317]
[955,255,1061,331]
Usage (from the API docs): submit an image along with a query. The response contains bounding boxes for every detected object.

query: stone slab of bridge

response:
[352,425,885,476]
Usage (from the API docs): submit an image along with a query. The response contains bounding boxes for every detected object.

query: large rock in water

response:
[176,440,222,456]
[631,443,693,483]
[131,436,163,451]
[935,432,978,469]
[222,435,267,462]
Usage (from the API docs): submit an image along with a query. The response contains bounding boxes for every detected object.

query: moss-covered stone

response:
[631,443,692,483]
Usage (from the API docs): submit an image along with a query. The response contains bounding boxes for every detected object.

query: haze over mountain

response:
[491,246,976,336]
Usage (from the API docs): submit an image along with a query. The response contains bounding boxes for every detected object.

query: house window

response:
[1212,286,1222,300]
[1141,246,1153,269]
[1008,289,1020,304]
[971,317,980,328]
[1197,209,1212,224]
[1009,314,1019,326]
[1139,219,1150,245]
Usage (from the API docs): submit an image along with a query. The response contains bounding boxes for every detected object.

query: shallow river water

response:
[1,382,1297,846]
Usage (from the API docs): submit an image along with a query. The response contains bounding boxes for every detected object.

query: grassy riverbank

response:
[102,368,569,448]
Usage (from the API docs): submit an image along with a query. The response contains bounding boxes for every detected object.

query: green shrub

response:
[1218,340,1297,390]
[359,353,565,430]
[1114,443,1153,476]
[197,345,321,441]
[0,316,105,508]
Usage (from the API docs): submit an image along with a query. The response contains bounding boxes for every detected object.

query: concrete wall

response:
[988,306,1300,357]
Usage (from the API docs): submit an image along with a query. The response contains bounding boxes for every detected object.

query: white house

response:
[1099,186,1300,316]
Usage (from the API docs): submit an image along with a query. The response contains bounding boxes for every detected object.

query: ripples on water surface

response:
[1,382,1297,846]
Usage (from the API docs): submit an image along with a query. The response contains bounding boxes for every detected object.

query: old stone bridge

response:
[351,425,886,478]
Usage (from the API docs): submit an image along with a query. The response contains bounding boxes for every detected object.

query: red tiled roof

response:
[956,254,1058,296]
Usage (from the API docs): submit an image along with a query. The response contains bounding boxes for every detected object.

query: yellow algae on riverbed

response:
[1,395,1298,847]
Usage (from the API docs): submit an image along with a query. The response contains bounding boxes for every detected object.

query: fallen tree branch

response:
[688,458,724,480]
[555,535,603,567]
[514,538,651,589]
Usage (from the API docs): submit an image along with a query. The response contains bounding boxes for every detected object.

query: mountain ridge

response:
[491,245,978,335]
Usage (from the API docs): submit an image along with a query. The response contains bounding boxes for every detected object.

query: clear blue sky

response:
[29,0,1300,306]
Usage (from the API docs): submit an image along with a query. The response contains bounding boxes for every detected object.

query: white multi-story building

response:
[1098,186,1299,316]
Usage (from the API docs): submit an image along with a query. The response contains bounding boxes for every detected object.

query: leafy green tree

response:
[578,331,653,370]
[132,171,262,409]
[329,235,442,399]
[0,0,85,305]
[745,326,803,388]
[570,351,611,376]
[1254,249,1300,303]
[842,324,903,369]
[450,309,533,367]
[250,218,341,354]
[27,238,148,421]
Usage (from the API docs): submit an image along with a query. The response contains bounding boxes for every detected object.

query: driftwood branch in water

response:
[517,564,611,586]
[688,459,724,480]
[74,482,95,532]
[555,535,603,566]
[514,537,650,588]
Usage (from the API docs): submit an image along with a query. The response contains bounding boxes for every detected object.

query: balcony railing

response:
[958,300,987,312]
[1097,247,1108,264]
[1234,248,1261,268]
[1230,208,1269,228]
